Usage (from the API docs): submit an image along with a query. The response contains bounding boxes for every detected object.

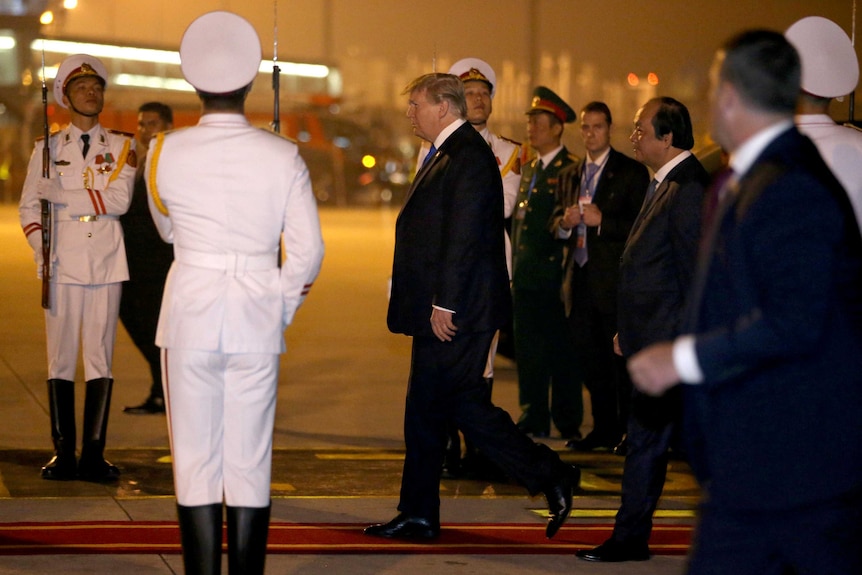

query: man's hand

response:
[627,342,680,396]
[430,307,458,342]
[581,203,602,227]
[36,177,66,206]
[561,204,582,230]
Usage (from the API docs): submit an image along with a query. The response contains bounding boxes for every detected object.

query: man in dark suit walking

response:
[553,102,649,452]
[366,73,579,541]
[630,30,862,574]
[577,96,708,562]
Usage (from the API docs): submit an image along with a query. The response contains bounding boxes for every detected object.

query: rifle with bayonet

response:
[40,43,52,310]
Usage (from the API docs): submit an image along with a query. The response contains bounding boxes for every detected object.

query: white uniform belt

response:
[55,213,119,222]
[174,247,278,274]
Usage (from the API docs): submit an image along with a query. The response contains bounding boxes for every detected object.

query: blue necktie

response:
[574,162,598,267]
[421,145,437,168]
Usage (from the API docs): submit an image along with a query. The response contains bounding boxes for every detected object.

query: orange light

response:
[647,72,659,86]
[627,73,639,87]
[39,10,54,25]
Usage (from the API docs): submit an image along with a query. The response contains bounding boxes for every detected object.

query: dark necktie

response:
[81,134,90,158]
[644,178,658,203]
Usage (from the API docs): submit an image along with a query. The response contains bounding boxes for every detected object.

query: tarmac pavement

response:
[0,204,693,574]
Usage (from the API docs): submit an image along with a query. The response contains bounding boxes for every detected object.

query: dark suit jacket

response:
[553,148,649,315]
[511,148,577,292]
[387,121,512,338]
[685,127,862,511]
[617,154,708,356]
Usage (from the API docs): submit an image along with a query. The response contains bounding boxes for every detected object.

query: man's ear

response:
[438,99,449,118]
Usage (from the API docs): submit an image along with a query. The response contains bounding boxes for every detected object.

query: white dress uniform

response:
[796,115,862,226]
[147,114,324,506]
[19,124,136,380]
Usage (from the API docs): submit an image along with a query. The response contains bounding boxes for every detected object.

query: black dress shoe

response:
[77,458,120,483]
[124,396,165,415]
[516,422,550,438]
[364,513,440,540]
[41,454,77,481]
[576,538,650,562]
[566,431,619,452]
[544,465,580,539]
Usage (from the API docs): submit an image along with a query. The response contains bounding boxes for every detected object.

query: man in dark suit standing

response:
[553,102,649,452]
[577,96,708,562]
[366,73,579,542]
[121,102,174,415]
[511,86,582,439]
[630,30,862,574]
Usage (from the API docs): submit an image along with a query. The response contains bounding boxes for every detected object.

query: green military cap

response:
[525,86,575,123]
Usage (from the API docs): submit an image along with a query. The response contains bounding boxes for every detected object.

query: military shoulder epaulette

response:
[35,129,61,142]
[259,127,298,144]
[842,122,862,134]
[107,128,135,138]
[567,152,581,163]
[498,134,522,147]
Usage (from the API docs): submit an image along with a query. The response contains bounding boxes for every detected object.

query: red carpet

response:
[0,522,691,555]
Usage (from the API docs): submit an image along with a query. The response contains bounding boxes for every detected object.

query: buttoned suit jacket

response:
[387,121,511,338]
[618,154,708,357]
[553,148,649,315]
[684,127,862,511]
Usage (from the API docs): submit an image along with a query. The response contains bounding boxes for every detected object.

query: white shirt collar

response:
[654,150,692,184]
[433,118,467,149]
[538,145,564,167]
[585,147,610,168]
[730,120,794,177]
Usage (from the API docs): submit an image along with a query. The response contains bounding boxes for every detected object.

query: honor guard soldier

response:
[146,11,324,575]
[19,54,136,483]
[511,87,583,440]
[786,16,862,227]
[432,57,522,478]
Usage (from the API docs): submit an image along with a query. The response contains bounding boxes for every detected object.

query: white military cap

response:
[53,54,108,109]
[786,16,859,98]
[448,57,497,98]
[180,11,262,94]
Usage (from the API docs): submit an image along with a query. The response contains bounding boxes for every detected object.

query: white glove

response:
[36,177,66,206]
[25,230,44,277]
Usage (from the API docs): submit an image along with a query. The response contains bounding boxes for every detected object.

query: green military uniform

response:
[512,145,583,437]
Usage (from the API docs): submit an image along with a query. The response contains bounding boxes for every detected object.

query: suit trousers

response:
[398,331,563,522]
[46,282,121,381]
[163,348,278,508]
[567,269,628,440]
[513,287,583,436]
[612,388,679,545]
[687,489,862,575]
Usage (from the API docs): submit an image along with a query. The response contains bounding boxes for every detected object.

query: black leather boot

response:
[226,504,270,575]
[178,503,223,575]
[41,379,77,480]
[78,378,120,482]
